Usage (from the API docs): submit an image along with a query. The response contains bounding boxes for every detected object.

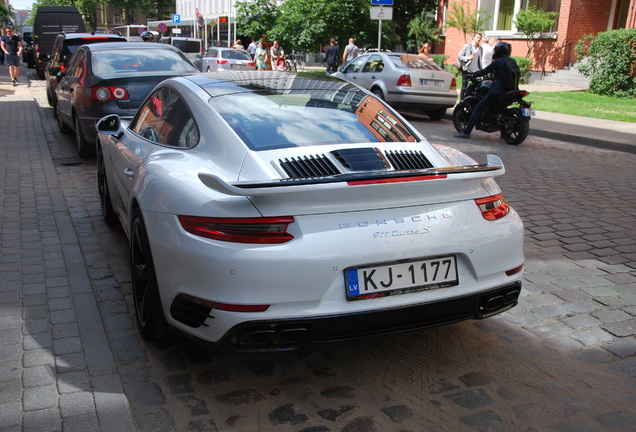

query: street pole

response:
[378,19,382,51]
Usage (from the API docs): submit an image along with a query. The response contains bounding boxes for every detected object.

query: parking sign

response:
[172,14,181,23]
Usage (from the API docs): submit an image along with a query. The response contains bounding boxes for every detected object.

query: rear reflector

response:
[176,293,270,313]
[178,216,295,244]
[474,193,510,221]
[505,264,524,276]
[348,174,447,185]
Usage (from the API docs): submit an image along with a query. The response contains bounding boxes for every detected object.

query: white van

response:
[159,37,202,62]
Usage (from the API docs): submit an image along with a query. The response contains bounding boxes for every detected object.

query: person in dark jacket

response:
[454,42,518,139]
[325,38,340,74]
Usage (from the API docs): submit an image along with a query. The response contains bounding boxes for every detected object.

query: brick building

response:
[437,0,636,73]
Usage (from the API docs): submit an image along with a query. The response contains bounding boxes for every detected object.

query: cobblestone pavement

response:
[1,68,635,432]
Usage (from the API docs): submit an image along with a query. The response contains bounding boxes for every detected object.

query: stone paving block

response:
[22,407,61,432]
[61,412,100,432]
[59,392,96,418]
[592,309,632,323]
[529,321,574,339]
[561,315,602,330]
[0,401,21,429]
[22,365,56,388]
[22,384,58,411]
[603,338,636,358]
[572,328,615,347]
[602,320,636,337]
[23,348,55,368]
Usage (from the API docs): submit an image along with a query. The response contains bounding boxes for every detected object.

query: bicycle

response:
[284,52,305,72]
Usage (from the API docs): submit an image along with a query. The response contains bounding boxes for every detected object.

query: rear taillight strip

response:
[475,193,510,221]
[178,216,295,244]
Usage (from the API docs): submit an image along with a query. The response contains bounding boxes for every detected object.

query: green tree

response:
[1,3,13,26]
[445,0,490,43]
[269,0,375,53]
[393,0,437,50]
[236,0,281,41]
[576,29,636,98]
[407,9,440,52]
[514,6,557,57]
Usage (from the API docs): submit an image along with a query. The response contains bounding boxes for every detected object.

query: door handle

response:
[124,168,134,178]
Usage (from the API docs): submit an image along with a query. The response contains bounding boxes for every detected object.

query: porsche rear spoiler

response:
[199,155,504,197]
[199,154,504,197]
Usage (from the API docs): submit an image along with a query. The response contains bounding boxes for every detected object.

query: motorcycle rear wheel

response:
[501,108,529,145]
[452,101,471,133]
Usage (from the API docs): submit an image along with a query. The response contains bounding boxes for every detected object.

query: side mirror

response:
[339,67,346,73]
[96,114,123,138]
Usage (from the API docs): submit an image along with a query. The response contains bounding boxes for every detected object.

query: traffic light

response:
[218,16,228,23]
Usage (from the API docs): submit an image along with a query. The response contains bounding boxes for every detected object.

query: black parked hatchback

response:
[45,32,127,113]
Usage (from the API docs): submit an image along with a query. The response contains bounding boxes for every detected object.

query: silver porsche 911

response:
[96,71,524,352]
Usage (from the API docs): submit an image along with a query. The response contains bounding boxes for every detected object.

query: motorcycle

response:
[453,75,535,145]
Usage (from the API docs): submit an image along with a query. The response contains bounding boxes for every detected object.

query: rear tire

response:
[427,108,446,121]
[452,101,472,133]
[500,109,529,145]
[372,88,385,100]
[74,115,92,158]
[131,209,173,340]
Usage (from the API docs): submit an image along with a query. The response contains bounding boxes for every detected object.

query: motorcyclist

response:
[141,31,155,42]
[453,42,518,139]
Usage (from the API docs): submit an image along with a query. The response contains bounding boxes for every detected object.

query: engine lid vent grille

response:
[384,150,433,170]
[279,155,340,179]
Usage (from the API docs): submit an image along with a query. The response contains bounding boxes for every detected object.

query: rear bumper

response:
[386,87,458,111]
[196,282,522,352]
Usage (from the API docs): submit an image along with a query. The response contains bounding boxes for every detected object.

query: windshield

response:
[221,50,252,60]
[92,48,197,74]
[208,83,417,150]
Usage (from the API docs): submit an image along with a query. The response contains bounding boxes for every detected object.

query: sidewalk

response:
[0,65,136,430]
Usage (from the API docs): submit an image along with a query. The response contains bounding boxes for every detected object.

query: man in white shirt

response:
[481,36,499,67]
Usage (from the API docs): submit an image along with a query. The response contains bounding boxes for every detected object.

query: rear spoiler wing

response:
[199,155,504,197]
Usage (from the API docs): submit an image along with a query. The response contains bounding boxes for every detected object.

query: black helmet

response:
[492,42,511,59]
[141,31,154,42]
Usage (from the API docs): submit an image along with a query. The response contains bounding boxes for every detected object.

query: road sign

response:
[172,14,181,24]
[157,23,168,33]
[370,6,393,20]
[371,0,394,5]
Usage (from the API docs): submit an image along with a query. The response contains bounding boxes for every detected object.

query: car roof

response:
[56,32,127,40]
[183,70,362,99]
[84,42,181,51]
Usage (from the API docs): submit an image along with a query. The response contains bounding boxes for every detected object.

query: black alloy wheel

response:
[130,209,173,340]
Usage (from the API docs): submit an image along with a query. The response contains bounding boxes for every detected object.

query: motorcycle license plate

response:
[522,107,535,117]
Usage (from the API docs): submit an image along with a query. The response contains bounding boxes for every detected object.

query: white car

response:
[96,71,524,352]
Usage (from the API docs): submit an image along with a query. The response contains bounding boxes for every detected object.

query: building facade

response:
[437,0,636,72]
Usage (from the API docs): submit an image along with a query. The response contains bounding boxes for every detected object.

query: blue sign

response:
[172,14,181,24]
[371,0,394,5]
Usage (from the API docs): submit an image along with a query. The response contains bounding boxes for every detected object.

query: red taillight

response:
[178,216,295,244]
[177,293,270,312]
[217,59,229,64]
[60,65,66,73]
[248,62,255,67]
[450,77,457,90]
[475,193,510,221]
[35,43,40,56]
[92,87,129,101]
[505,264,524,276]
[397,74,412,87]
[519,90,529,97]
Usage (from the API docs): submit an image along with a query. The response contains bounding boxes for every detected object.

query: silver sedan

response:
[193,47,255,72]
[333,52,458,120]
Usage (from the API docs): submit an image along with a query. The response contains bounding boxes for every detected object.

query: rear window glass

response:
[221,50,252,60]
[172,39,201,53]
[209,88,417,150]
[92,48,197,74]
[390,54,444,71]
[63,38,125,58]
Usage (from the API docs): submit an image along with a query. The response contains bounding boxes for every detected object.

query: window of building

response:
[479,0,560,34]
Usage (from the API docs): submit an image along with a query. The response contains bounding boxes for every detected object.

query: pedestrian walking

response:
[325,38,339,74]
[457,32,483,98]
[1,27,23,86]
[254,42,267,70]
[481,36,499,67]
[270,40,285,70]
[342,37,359,66]
[247,38,258,59]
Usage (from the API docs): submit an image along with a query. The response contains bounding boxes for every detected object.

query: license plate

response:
[345,256,458,300]
[522,107,535,117]
[421,79,444,87]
